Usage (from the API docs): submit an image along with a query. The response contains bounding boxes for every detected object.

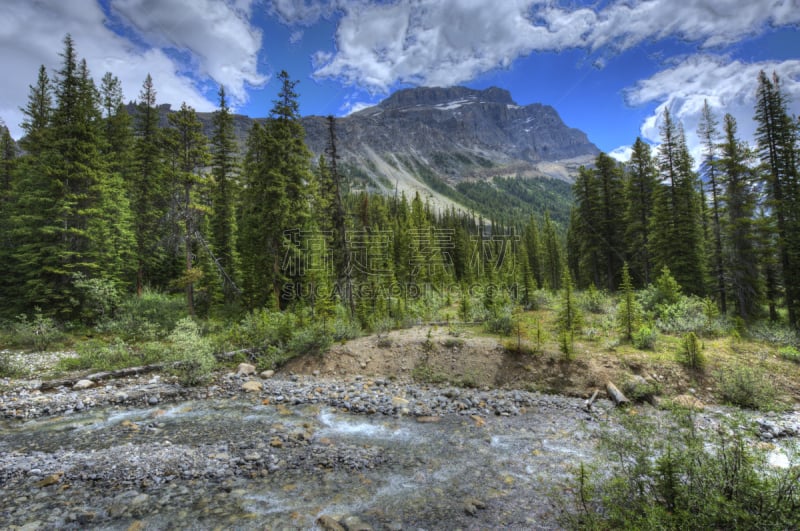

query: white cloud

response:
[268,0,341,26]
[311,0,800,92]
[0,0,221,139]
[111,0,266,104]
[624,55,800,166]
[342,100,374,115]
[609,145,633,163]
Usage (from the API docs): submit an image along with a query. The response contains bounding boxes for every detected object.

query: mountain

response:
[193,85,597,220]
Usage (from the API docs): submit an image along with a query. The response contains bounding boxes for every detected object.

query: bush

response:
[485,313,514,336]
[632,325,657,350]
[717,366,777,410]
[100,290,186,341]
[166,318,216,386]
[622,376,660,404]
[678,332,705,371]
[71,273,121,326]
[580,284,609,314]
[749,321,799,347]
[779,345,800,363]
[562,410,800,530]
[11,311,63,352]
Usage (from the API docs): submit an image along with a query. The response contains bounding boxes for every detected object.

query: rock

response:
[241,380,263,392]
[260,370,275,379]
[415,416,441,423]
[270,437,283,448]
[317,515,345,531]
[244,452,261,461]
[672,394,705,411]
[127,521,145,531]
[130,493,149,506]
[463,497,486,516]
[341,515,372,531]
[34,471,63,487]
[148,395,159,405]
[73,379,94,390]
[237,363,256,376]
[391,396,409,407]
[74,400,84,411]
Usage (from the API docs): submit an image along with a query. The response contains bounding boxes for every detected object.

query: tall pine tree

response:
[623,137,657,286]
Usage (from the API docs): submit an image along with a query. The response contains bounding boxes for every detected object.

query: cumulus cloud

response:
[624,55,800,163]
[111,0,266,104]
[609,145,634,163]
[269,0,341,26]
[0,0,221,139]
[311,0,800,91]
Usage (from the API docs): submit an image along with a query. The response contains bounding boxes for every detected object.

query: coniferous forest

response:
[3,34,800,531]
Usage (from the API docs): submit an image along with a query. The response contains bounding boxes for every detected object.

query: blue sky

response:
[1,0,799,162]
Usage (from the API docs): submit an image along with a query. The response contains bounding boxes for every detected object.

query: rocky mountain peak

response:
[377,86,514,110]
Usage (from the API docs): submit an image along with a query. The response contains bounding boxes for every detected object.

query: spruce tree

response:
[698,100,726,313]
[649,109,706,295]
[164,102,211,315]
[617,262,639,341]
[239,71,312,309]
[556,266,582,359]
[623,137,657,286]
[541,211,563,291]
[0,121,18,313]
[719,114,760,322]
[754,71,800,328]
[131,74,170,295]
[210,86,240,304]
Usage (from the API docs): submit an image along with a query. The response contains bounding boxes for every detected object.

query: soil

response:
[284,325,674,401]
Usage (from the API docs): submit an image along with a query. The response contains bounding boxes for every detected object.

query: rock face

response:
[302,86,598,175]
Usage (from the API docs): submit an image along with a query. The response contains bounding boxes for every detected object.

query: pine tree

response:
[623,137,657,286]
[239,71,312,309]
[649,109,706,295]
[698,100,726,314]
[754,71,800,328]
[209,86,240,304]
[617,262,639,341]
[556,266,582,359]
[719,114,760,322]
[164,102,211,315]
[0,121,19,313]
[541,211,563,291]
[131,74,170,295]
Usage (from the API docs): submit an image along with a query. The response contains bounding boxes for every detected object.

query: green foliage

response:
[10,310,63,352]
[71,273,121,325]
[778,345,800,363]
[616,263,640,341]
[485,308,514,336]
[652,265,682,307]
[557,268,582,359]
[99,290,186,341]
[166,318,216,386]
[411,361,448,384]
[678,331,705,371]
[622,376,660,403]
[717,366,777,410]
[632,325,657,350]
[62,337,164,372]
[749,321,799,347]
[580,284,609,314]
[563,411,800,530]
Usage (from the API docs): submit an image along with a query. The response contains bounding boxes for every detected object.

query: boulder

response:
[317,515,345,531]
[73,379,94,390]
[237,363,256,376]
[672,394,704,411]
[260,370,275,379]
[241,380,263,393]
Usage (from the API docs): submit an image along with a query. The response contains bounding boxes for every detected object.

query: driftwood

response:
[40,363,165,390]
[605,381,630,407]
[584,389,600,411]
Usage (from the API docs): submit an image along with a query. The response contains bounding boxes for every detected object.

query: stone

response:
[391,396,409,407]
[237,363,256,376]
[270,437,283,448]
[341,515,373,531]
[34,471,63,488]
[415,416,441,423]
[241,380,263,393]
[672,394,704,411]
[317,515,345,531]
[148,396,159,405]
[260,370,275,379]
[73,379,94,390]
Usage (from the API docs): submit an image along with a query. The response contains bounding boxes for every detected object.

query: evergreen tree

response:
[556,266,582,359]
[0,121,18,312]
[164,102,211,315]
[523,214,542,289]
[239,71,312,309]
[698,100,726,313]
[623,137,657,286]
[131,74,170,295]
[754,71,800,328]
[541,211,563,291]
[649,109,706,295]
[209,86,240,304]
[617,262,639,341]
[719,114,760,322]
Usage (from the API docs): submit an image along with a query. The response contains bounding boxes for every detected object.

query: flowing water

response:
[0,396,601,529]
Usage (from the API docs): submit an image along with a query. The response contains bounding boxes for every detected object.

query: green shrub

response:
[749,321,799,346]
[100,289,186,341]
[562,411,800,530]
[678,332,705,371]
[717,366,777,410]
[166,318,216,386]
[580,284,609,314]
[0,351,24,378]
[286,322,331,358]
[632,325,657,350]
[441,337,464,349]
[656,296,708,335]
[485,313,514,336]
[11,311,64,351]
[71,273,121,326]
[622,376,660,403]
[779,345,800,363]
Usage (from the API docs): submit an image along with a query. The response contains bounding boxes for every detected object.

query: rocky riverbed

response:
[1,368,798,530]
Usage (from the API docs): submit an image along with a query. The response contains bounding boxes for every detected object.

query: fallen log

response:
[584,389,600,411]
[40,363,165,391]
[605,381,630,407]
